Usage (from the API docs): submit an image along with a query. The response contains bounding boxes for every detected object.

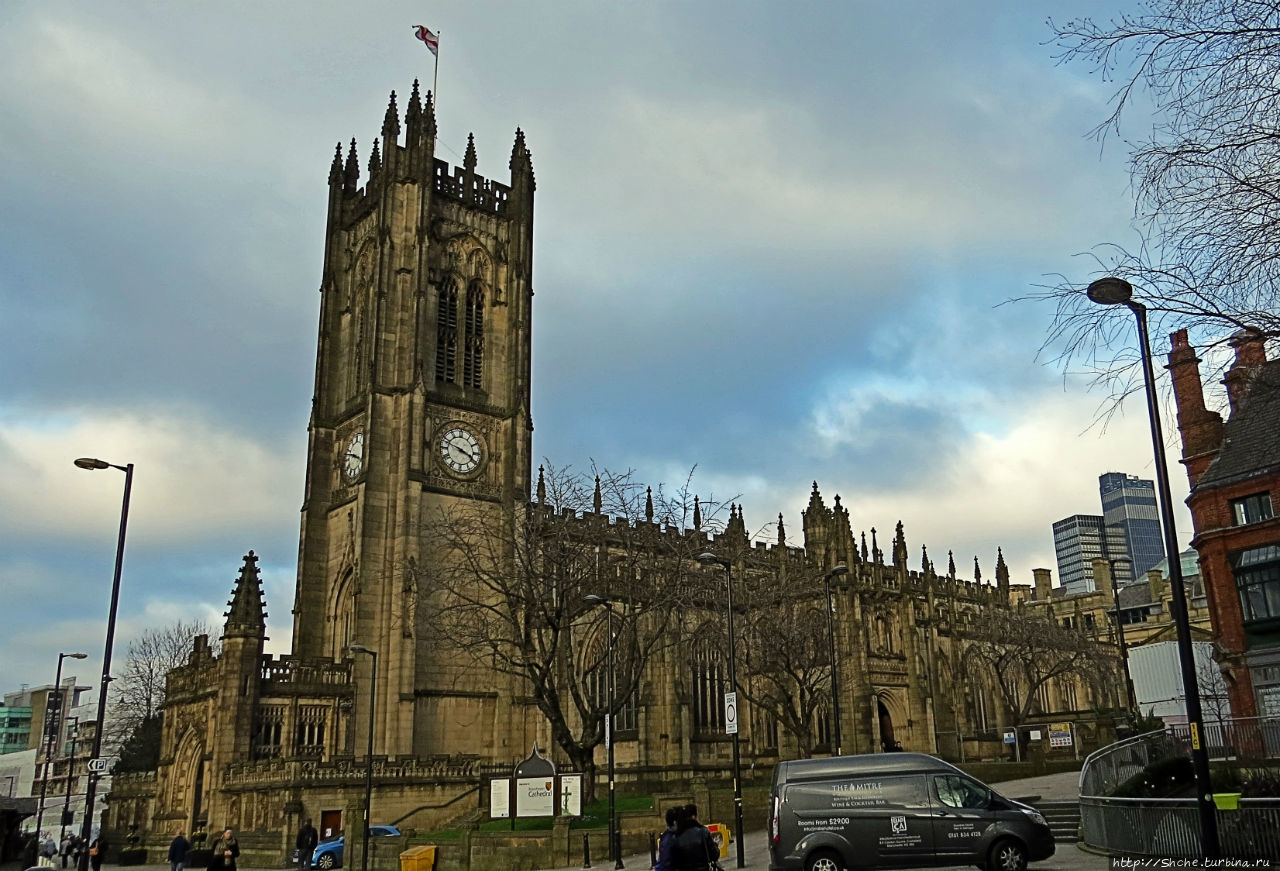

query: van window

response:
[934,775,989,810]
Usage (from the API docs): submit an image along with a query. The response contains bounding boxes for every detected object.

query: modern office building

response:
[1052,514,1134,594]
[1099,472,1167,577]
[0,704,31,757]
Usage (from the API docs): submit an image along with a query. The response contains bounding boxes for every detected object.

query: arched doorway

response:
[878,698,902,752]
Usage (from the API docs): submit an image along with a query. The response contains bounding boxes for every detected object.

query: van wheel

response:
[805,849,844,871]
[988,839,1027,871]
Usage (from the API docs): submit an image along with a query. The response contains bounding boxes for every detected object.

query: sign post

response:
[724,692,738,736]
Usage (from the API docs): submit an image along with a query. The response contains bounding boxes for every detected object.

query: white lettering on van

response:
[832,781,882,793]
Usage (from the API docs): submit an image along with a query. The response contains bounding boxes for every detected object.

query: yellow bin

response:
[1213,793,1241,811]
[706,824,731,860]
[399,845,437,871]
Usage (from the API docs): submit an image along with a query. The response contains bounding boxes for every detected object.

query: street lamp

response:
[696,553,745,870]
[73,457,133,870]
[1086,276,1221,858]
[348,645,377,871]
[61,717,81,845]
[36,652,87,839]
[822,565,850,756]
[583,595,623,870]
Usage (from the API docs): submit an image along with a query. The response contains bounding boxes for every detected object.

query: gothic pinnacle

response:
[369,138,382,174]
[778,513,786,545]
[645,486,654,522]
[693,496,702,530]
[464,132,477,172]
[343,138,360,191]
[948,550,956,579]
[424,89,437,135]
[536,465,546,504]
[593,475,602,514]
[922,544,929,574]
[329,142,343,185]
[408,79,422,120]
[383,90,401,140]
[974,556,982,583]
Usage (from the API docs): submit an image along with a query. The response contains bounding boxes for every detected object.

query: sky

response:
[0,0,1208,694]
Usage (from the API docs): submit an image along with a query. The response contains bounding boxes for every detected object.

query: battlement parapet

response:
[434,159,510,214]
[222,754,487,789]
[259,656,352,689]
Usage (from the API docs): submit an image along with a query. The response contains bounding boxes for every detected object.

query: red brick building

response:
[1170,327,1280,717]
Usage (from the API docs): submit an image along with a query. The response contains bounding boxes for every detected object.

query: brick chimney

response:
[1224,328,1268,416]
[1166,329,1224,487]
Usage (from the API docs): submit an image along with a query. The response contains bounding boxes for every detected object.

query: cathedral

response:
[103,81,1120,865]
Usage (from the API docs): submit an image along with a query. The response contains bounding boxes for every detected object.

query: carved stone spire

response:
[778,513,786,545]
[592,475,602,514]
[974,556,982,583]
[536,465,546,504]
[343,138,360,193]
[382,90,400,142]
[921,544,930,574]
[693,496,702,531]
[645,487,654,522]
[948,550,956,579]
[464,132,478,172]
[329,142,344,186]
[368,138,382,174]
[224,551,267,639]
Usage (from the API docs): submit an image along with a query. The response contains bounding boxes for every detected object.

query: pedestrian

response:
[71,836,84,871]
[670,803,719,871]
[654,805,683,871]
[61,834,72,869]
[296,818,318,871]
[168,830,191,871]
[88,835,106,871]
[208,829,239,871]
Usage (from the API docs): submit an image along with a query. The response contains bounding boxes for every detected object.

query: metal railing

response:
[1079,716,1280,858]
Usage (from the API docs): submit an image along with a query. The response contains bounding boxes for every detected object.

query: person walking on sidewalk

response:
[670,803,719,871]
[168,830,191,871]
[296,818,318,871]
[208,829,239,871]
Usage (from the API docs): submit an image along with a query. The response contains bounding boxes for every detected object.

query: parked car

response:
[293,826,400,869]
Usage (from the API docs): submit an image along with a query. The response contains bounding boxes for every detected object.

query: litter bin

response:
[705,824,731,860]
[399,845,437,871]
[1213,793,1241,811]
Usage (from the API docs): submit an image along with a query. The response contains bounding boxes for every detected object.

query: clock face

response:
[439,426,483,475]
[343,431,365,480]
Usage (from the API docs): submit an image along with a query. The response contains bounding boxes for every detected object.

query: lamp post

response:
[1086,276,1220,858]
[36,652,87,840]
[696,553,745,870]
[73,457,133,870]
[1106,557,1140,715]
[822,565,850,756]
[61,717,81,846]
[583,595,623,870]
[348,645,377,871]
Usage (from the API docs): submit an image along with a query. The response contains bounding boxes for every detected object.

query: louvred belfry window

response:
[436,279,459,383]
[464,283,484,388]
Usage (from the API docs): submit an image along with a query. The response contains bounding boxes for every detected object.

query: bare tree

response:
[412,463,724,801]
[962,607,1116,728]
[107,619,218,758]
[734,570,833,758]
[1027,1,1280,404]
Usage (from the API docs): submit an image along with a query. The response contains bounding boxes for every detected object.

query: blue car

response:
[306,825,400,869]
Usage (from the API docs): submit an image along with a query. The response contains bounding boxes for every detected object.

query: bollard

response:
[648,832,657,868]
[614,829,624,869]
[582,832,591,869]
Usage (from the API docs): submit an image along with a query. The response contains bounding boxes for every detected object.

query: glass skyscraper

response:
[1052,514,1134,594]
[1099,471,1166,577]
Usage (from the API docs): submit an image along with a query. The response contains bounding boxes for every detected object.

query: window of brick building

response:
[1231,493,1274,526]
[1233,544,1280,623]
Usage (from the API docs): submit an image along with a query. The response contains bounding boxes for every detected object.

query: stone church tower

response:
[290,82,536,758]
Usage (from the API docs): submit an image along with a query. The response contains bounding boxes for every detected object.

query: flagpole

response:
[432,30,439,109]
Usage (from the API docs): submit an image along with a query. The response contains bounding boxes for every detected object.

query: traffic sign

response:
[724,691,738,735]
[87,758,108,773]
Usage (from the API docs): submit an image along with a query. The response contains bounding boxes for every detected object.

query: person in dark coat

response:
[88,836,106,871]
[296,819,318,871]
[654,805,683,871]
[208,830,239,871]
[168,830,191,871]
[670,803,719,871]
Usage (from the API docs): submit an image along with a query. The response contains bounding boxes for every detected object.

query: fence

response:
[1079,716,1280,858]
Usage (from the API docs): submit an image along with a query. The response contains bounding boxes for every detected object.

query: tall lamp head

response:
[1086,277,1135,306]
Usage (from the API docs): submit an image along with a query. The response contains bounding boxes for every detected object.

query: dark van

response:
[768,752,1054,871]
